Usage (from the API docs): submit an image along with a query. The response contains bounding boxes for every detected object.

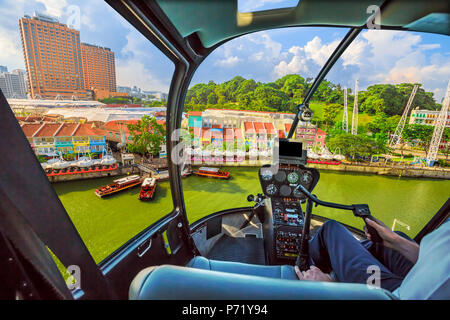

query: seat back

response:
[130,265,396,300]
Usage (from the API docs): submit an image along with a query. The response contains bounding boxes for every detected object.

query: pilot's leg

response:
[361,231,415,278]
[309,220,404,291]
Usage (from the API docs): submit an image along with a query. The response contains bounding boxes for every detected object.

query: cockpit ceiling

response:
[157,0,449,48]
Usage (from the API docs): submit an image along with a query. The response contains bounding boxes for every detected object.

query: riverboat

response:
[194,167,230,179]
[95,174,142,198]
[138,177,157,201]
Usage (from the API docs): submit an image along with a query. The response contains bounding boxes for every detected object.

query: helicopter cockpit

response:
[0,0,449,302]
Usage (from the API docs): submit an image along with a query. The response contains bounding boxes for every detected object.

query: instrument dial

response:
[287,171,299,184]
[280,185,291,197]
[293,187,304,198]
[266,184,278,196]
[261,169,273,181]
[301,171,312,185]
[275,170,286,182]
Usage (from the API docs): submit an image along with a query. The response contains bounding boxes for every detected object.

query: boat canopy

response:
[198,167,220,172]
[113,175,140,184]
[142,177,156,187]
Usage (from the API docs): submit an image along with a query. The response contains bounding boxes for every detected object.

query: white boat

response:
[76,156,94,168]
[100,154,117,166]
[307,151,320,159]
[224,150,235,159]
[142,177,156,188]
[113,175,141,185]
[51,158,71,169]
[320,153,334,160]
[333,154,345,161]
[202,149,211,160]
[212,149,223,157]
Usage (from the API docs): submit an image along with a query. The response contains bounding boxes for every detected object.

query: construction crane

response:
[351,79,359,135]
[426,80,450,166]
[342,87,348,132]
[388,84,419,148]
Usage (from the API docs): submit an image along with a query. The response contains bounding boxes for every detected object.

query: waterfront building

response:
[20,122,106,157]
[409,108,450,128]
[186,109,326,151]
[0,69,27,98]
[19,12,89,99]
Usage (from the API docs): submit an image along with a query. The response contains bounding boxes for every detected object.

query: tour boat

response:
[95,175,142,198]
[138,177,157,201]
[194,167,230,179]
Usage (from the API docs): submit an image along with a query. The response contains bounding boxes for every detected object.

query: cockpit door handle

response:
[137,238,152,258]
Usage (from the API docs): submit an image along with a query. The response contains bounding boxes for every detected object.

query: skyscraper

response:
[81,43,116,92]
[0,69,28,98]
[19,12,89,99]
[0,66,8,73]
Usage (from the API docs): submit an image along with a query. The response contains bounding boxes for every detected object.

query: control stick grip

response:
[364,216,383,243]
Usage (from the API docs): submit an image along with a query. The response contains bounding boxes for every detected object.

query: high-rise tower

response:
[19,12,89,99]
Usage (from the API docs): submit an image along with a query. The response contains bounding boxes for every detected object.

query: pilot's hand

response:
[295,265,333,282]
[365,217,399,249]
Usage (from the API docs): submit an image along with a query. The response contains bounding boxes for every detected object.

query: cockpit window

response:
[183,27,450,238]
[2,1,174,263]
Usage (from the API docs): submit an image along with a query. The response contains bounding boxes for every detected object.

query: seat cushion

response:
[187,256,298,280]
[129,264,396,300]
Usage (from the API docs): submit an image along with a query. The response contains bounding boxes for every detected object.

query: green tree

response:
[127,116,166,162]
[323,103,342,131]
[327,133,386,160]
[402,124,435,152]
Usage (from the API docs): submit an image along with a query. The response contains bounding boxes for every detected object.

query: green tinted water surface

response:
[53,167,449,263]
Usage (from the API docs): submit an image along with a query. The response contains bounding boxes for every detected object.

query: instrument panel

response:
[259,163,319,261]
[259,164,319,200]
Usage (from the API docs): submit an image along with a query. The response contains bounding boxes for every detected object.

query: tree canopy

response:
[184,75,439,117]
[127,116,165,157]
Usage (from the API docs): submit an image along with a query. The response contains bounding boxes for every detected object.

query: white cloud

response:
[37,0,67,17]
[116,31,172,92]
[214,56,242,68]
[273,37,339,78]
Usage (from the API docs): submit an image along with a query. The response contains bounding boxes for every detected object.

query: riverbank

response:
[306,162,450,179]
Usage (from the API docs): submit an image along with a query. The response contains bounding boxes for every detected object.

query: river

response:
[52,167,450,263]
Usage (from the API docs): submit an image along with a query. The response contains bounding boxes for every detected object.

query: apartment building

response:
[19,12,89,99]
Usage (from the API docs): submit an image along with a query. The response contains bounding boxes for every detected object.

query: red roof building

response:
[244,122,255,133]
[263,122,276,135]
[253,122,266,134]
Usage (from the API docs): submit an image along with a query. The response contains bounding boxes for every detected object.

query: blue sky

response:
[0,0,448,101]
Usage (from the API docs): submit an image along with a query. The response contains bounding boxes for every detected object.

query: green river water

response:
[52,167,450,263]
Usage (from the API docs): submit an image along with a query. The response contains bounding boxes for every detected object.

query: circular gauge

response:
[287,171,299,184]
[300,171,313,185]
[261,169,274,181]
[280,185,291,197]
[274,170,286,182]
[265,184,278,196]
[293,187,304,198]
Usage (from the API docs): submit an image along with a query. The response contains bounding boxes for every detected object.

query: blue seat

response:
[187,256,298,280]
[129,256,396,300]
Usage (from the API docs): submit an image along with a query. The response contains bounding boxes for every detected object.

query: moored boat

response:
[194,167,230,179]
[95,174,142,198]
[138,177,157,201]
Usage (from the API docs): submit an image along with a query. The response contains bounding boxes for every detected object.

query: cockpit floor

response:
[206,234,266,265]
